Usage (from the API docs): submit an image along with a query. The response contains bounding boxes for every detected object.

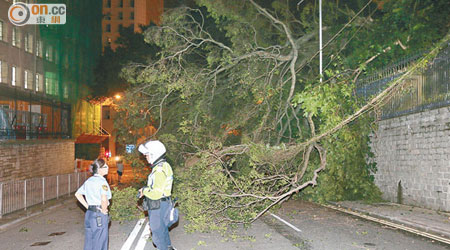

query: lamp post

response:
[319,0,323,82]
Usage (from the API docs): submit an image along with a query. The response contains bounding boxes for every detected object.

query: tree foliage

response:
[113,0,449,231]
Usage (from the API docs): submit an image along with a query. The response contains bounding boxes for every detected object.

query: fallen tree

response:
[115,0,450,231]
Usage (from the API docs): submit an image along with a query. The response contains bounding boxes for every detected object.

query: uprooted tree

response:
[113,0,450,231]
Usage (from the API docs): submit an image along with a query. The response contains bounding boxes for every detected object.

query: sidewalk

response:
[327,201,450,244]
[0,195,74,232]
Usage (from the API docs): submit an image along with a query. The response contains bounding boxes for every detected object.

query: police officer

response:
[138,140,177,250]
[75,159,112,250]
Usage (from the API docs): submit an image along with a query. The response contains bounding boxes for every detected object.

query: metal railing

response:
[0,171,89,218]
[356,45,450,119]
[0,107,70,140]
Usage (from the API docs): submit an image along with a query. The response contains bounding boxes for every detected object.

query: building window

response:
[63,84,69,99]
[24,34,28,51]
[45,72,58,96]
[130,12,134,20]
[0,61,7,83]
[105,13,111,20]
[36,73,43,92]
[35,74,39,91]
[11,66,16,86]
[36,39,42,57]
[119,12,123,20]
[119,0,123,7]
[118,24,123,32]
[0,20,3,42]
[106,24,111,32]
[28,34,33,53]
[106,0,111,8]
[12,27,20,47]
[24,33,33,53]
[24,70,28,89]
[46,46,53,62]
[130,0,134,7]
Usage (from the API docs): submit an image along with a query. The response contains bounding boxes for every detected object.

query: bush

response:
[110,186,143,222]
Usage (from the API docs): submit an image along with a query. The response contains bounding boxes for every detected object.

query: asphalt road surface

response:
[0,199,448,250]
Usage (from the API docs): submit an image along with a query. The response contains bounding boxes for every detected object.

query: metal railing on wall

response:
[356,45,450,119]
[0,172,89,218]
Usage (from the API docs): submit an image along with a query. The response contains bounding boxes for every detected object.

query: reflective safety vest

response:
[143,161,173,200]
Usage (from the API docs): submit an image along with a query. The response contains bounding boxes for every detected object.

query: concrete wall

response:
[371,106,450,211]
[0,140,75,182]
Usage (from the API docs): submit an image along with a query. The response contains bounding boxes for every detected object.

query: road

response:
[0,199,448,250]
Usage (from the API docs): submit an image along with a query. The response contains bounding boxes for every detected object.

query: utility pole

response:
[319,0,323,82]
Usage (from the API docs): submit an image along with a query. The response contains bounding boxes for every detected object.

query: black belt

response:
[160,197,171,201]
[88,205,102,212]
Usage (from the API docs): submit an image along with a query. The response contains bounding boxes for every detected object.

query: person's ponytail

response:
[90,158,106,174]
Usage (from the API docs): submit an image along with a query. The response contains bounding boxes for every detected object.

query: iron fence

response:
[0,172,89,218]
[356,45,450,119]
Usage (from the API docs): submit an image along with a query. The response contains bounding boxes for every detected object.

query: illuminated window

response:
[0,20,3,41]
[12,27,20,47]
[36,73,44,92]
[46,46,53,62]
[45,72,57,95]
[36,39,43,57]
[24,70,28,89]
[24,33,33,53]
[28,34,33,53]
[63,84,69,99]
[11,66,16,86]
[35,74,39,91]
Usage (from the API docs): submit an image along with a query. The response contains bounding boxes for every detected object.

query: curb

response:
[324,202,450,245]
[0,201,67,231]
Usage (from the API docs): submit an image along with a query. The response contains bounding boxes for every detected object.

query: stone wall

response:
[371,106,450,211]
[0,140,75,182]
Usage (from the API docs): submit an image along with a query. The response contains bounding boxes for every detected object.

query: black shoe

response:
[168,246,177,250]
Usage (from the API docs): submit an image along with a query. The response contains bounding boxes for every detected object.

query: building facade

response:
[0,0,102,181]
[0,0,102,140]
[102,0,163,50]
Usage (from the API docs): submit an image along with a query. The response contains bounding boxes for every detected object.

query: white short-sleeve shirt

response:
[76,174,111,206]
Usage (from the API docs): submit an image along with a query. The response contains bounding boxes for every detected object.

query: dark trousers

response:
[84,210,109,250]
[148,200,172,250]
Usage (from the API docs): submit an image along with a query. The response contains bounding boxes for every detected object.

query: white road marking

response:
[134,222,150,250]
[120,218,146,250]
[269,212,302,233]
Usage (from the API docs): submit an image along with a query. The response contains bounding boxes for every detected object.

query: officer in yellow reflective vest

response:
[138,140,176,250]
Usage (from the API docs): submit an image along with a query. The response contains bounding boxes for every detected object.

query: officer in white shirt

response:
[75,159,112,250]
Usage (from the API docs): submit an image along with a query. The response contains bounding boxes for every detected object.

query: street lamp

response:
[114,94,121,100]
